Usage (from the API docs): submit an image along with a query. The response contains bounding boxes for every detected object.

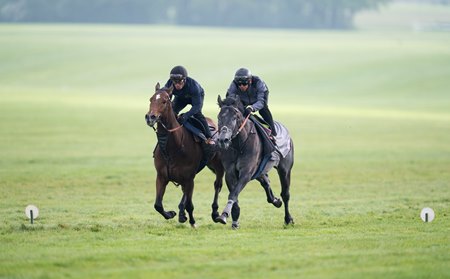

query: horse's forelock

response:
[160,87,171,93]
[220,105,244,122]
[221,97,237,107]
[155,88,171,98]
[221,97,244,112]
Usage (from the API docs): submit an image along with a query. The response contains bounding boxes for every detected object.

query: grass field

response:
[0,22,449,279]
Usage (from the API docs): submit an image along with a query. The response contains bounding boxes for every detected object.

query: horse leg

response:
[211,176,223,222]
[256,174,282,208]
[278,167,294,225]
[215,172,251,225]
[231,201,240,229]
[209,157,224,223]
[183,180,196,228]
[215,171,236,225]
[154,174,176,220]
[178,193,188,223]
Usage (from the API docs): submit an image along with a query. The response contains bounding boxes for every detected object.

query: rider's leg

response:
[194,112,213,141]
[259,106,277,137]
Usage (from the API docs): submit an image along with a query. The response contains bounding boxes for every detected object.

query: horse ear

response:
[155,82,160,91]
[167,85,173,97]
[217,95,223,107]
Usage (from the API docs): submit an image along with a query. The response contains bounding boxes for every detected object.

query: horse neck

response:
[232,116,253,147]
[156,108,184,146]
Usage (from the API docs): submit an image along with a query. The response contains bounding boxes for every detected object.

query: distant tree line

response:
[0,0,393,29]
[401,0,450,4]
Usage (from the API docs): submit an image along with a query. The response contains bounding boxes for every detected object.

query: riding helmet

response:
[234,67,252,84]
[170,65,188,82]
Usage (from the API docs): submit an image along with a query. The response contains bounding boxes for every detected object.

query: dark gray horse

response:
[215,95,294,228]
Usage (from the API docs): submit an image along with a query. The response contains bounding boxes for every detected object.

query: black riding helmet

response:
[170,65,188,83]
[234,68,252,85]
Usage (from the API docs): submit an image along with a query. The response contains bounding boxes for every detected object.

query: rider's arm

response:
[250,79,268,112]
[184,82,204,119]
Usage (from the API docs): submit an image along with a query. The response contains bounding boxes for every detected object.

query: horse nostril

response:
[150,115,156,120]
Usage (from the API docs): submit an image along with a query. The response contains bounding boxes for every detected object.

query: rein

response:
[218,107,253,150]
[236,113,251,137]
[229,112,253,154]
[154,121,184,133]
[223,107,251,141]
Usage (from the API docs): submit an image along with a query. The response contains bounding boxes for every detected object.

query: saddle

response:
[248,115,276,180]
[249,115,291,180]
[250,115,278,152]
[179,114,217,173]
[178,114,216,141]
[250,115,291,158]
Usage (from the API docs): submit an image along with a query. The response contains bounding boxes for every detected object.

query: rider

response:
[164,65,214,144]
[226,67,277,137]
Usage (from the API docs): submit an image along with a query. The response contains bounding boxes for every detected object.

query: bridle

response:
[148,90,184,133]
[219,106,251,141]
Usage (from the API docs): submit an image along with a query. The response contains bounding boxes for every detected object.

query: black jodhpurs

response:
[173,100,212,139]
[193,112,212,138]
[258,106,277,136]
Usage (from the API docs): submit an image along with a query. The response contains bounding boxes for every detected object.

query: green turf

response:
[0,24,449,279]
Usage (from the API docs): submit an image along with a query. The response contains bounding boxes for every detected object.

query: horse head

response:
[217,95,245,149]
[145,82,174,127]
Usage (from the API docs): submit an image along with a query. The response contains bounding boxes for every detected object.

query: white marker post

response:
[25,205,39,224]
[420,207,435,223]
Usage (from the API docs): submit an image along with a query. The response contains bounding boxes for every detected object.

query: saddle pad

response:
[273,122,291,158]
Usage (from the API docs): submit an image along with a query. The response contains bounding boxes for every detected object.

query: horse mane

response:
[221,95,245,114]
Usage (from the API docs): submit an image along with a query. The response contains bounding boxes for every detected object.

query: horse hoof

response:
[165,211,176,219]
[284,218,294,225]
[215,215,227,225]
[211,212,220,222]
[191,223,197,229]
[232,221,240,230]
[179,214,187,223]
[273,198,283,208]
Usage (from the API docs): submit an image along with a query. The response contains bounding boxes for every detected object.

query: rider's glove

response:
[178,114,187,124]
[245,105,254,115]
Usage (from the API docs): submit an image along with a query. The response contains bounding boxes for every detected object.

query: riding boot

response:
[267,120,277,138]
[194,113,213,139]
[259,107,277,137]
[267,123,277,146]
[265,119,277,145]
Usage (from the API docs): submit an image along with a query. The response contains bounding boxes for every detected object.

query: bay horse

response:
[215,95,294,228]
[145,83,224,227]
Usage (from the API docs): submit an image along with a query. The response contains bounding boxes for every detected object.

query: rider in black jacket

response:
[164,65,214,144]
[226,67,277,136]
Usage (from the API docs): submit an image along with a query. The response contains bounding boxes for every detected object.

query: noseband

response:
[220,106,251,141]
